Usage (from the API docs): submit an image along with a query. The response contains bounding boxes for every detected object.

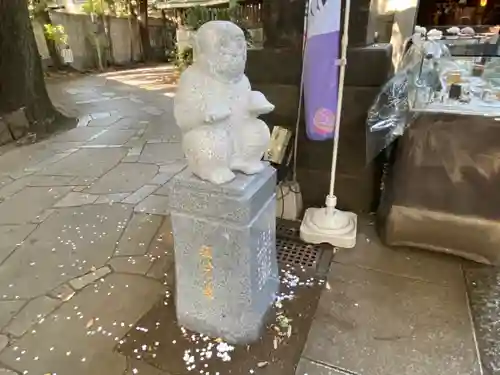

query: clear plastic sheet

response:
[365,35,452,162]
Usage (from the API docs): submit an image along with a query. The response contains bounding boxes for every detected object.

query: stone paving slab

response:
[115,213,163,257]
[112,118,150,130]
[124,139,145,155]
[142,123,182,143]
[0,224,36,264]
[0,186,71,225]
[94,193,131,204]
[49,284,76,302]
[122,185,159,205]
[54,192,100,207]
[0,335,9,352]
[71,176,99,186]
[77,98,145,117]
[51,127,108,143]
[0,204,132,299]
[0,301,25,331]
[126,359,167,375]
[88,113,122,127]
[86,163,158,195]
[142,106,163,116]
[26,175,76,187]
[108,256,154,275]
[32,208,55,224]
[151,162,186,194]
[23,150,78,174]
[139,143,184,164]
[303,263,480,375]
[295,359,346,375]
[145,218,174,282]
[39,148,128,178]
[0,145,56,179]
[0,274,163,375]
[134,195,170,215]
[464,264,500,375]
[69,266,112,290]
[4,296,61,337]
[0,176,13,189]
[0,176,75,200]
[87,129,137,146]
[0,178,29,200]
[0,368,17,374]
[44,141,86,153]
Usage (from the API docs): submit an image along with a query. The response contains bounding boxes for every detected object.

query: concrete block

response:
[69,266,112,290]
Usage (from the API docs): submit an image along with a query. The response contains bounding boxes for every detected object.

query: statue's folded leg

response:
[183,125,235,184]
[230,119,270,175]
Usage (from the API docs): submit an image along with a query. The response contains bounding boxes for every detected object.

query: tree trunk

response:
[35,10,63,69]
[161,9,174,57]
[100,0,115,66]
[138,0,152,61]
[99,13,115,67]
[128,0,135,62]
[103,14,115,65]
[0,0,60,129]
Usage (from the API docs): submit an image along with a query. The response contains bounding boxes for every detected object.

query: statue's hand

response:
[204,106,231,123]
[249,91,275,115]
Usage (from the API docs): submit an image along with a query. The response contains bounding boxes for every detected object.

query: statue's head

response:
[193,21,247,83]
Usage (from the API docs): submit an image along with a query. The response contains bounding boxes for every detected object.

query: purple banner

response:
[303,0,341,141]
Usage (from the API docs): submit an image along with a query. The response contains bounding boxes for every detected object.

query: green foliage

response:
[175,46,193,72]
[81,0,153,18]
[82,0,105,15]
[185,4,242,30]
[176,2,253,72]
[43,24,68,45]
[111,0,132,16]
[96,0,131,16]
[184,2,252,36]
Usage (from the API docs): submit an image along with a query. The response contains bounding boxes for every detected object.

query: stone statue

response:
[174,21,275,185]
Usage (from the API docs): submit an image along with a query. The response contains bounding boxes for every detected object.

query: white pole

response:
[327,0,351,201]
[300,0,357,248]
[292,0,310,182]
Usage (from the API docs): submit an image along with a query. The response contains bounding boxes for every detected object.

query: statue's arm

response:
[204,100,231,123]
[248,91,275,115]
[175,69,231,128]
[244,76,275,115]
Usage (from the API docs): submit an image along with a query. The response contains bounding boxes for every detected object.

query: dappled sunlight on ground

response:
[99,65,179,98]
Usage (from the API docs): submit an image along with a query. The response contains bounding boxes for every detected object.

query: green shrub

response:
[43,24,68,45]
[175,46,193,72]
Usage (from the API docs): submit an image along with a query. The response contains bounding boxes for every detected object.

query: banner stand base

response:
[300,195,357,248]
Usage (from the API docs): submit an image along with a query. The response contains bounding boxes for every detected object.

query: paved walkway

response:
[0,65,182,375]
[0,64,484,375]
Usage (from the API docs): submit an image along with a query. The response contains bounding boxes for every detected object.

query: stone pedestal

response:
[168,166,279,344]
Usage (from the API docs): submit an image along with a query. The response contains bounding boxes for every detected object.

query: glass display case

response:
[366,33,500,162]
[409,39,500,116]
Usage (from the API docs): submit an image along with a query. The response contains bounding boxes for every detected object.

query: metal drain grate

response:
[275,219,333,277]
[276,238,320,268]
[276,221,300,239]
